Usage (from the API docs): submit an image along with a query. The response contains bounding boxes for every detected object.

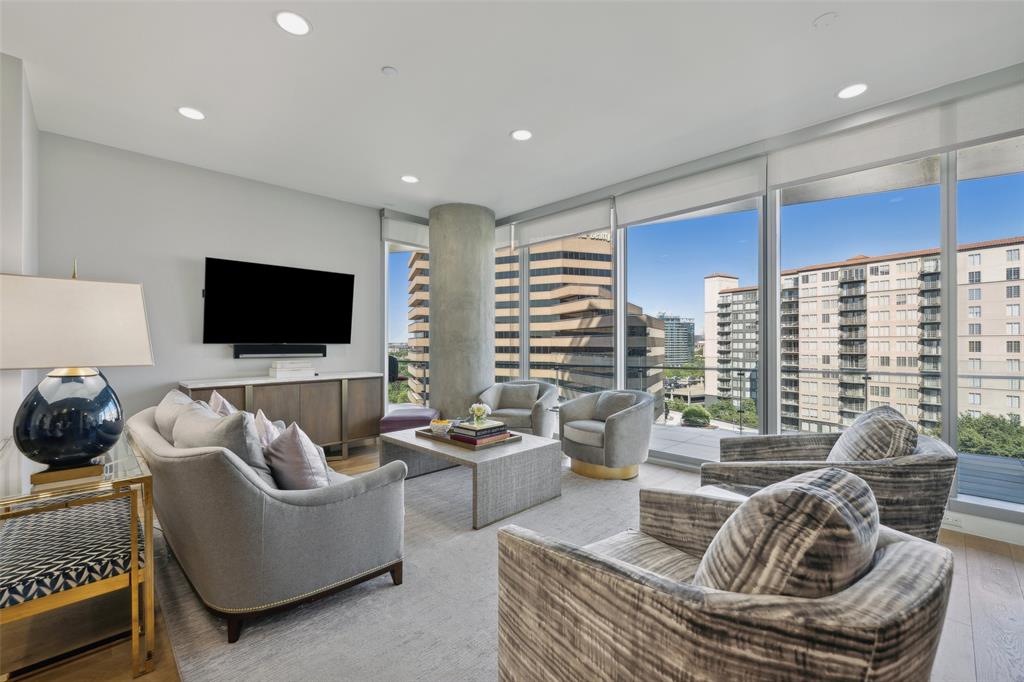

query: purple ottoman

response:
[380,405,441,434]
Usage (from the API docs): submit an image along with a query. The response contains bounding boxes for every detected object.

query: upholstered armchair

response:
[498,485,953,681]
[559,390,655,479]
[702,431,957,542]
[478,380,559,438]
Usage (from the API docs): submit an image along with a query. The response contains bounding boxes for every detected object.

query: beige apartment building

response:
[405,233,665,406]
[707,236,1024,433]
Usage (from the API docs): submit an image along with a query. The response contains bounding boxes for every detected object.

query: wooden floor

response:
[20,451,1024,682]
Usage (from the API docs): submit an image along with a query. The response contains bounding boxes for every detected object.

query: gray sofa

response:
[127,407,407,642]
[559,390,655,479]
[498,485,953,681]
[478,380,559,438]
[701,431,957,542]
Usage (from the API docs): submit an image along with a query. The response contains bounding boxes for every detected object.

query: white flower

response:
[469,403,491,419]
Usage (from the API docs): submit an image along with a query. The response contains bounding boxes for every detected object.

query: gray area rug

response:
[155,460,698,681]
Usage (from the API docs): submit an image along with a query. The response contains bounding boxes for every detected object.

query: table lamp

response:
[0,272,153,469]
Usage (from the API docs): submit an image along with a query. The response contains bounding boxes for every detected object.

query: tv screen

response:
[202,257,354,344]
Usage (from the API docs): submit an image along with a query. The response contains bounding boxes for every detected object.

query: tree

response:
[682,405,711,426]
[957,413,1024,460]
[707,398,757,428]
[665,347,705,381]
[388,380,409,405]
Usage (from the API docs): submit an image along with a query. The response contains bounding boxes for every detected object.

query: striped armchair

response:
[701,432,957,541]
[497,487,953,681]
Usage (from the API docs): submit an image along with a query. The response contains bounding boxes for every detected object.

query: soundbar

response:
[233,344,327,359]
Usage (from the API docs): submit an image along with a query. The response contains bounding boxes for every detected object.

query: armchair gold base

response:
[570,459,639,480]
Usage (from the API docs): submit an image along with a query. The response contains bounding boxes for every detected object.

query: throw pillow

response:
[155,389,195,442]
[827,405,918,462]
[254,409,282,449]
[594,391,636,421]
[264,423,332,490]
[692,468,879,598]
[499,383,540,410]
[209,390,238,416]
[172,402,275,487]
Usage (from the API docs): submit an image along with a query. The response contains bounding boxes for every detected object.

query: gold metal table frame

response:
[0,436,155,678]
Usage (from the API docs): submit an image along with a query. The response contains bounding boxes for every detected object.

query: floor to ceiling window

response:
[779,157,941,434]
[527,230,618,400]
[386,244,429,406]
[955,135,1024,505]
[494,241,521,385]
[625,198,761,463]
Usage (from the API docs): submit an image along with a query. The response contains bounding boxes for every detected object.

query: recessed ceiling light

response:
[401,175,419,184]
[275,11,311,36]
[836,83,868,99]
[510,129,533,142]
[381,66,399,77]
[177,106,205,120]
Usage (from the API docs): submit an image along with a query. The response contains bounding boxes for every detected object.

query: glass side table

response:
[0,435,155,677]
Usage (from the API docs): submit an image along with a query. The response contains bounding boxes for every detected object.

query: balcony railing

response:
[838,313,867,325]
[921,312,941,323]
[840,328,867,340]
[839,386,865,398]
[919,343,941,357]
[920,395,942,405]
[838,341,867,354]
[840,285,866,296]
[839,359,868,370]
[919,294,941,308]
[839,300,867,312]
[920,329,941,339]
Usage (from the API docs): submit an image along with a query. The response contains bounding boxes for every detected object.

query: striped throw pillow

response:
[827,405,918,462]
[692,468,879,598]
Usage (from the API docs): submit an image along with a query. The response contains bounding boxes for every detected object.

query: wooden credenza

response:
[178,371,384,457]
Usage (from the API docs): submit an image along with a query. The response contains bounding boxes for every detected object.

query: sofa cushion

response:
[154,389,194,442]
[254,409,282,449]
[499,383,540,410]
[564,419,605,448]
[692,468,879,598]
[491,408,533,429]
[585,530,701,583]
[827,405,918,463]
[595,391,636,421]
[209,390,238,416]
[264,423,332,490]
[172,402,276,487]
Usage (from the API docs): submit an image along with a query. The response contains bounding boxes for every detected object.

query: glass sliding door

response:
[955,135,1024,505]
[780,157,941,435]
[625,198,761,463]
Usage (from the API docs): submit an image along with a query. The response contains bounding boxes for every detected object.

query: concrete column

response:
[428,203,496,419]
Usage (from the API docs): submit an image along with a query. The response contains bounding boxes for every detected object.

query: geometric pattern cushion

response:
[0,493,144,608]
[827,405,918,462]
[692,468,879,598]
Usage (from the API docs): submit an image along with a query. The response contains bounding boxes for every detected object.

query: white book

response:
[271,360,314,369]
[269,368,316,379]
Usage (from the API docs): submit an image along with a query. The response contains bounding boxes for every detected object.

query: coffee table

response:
[380,428,562,529]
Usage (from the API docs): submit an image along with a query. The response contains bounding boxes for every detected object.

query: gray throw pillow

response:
[155,389,195,442]
[172,402,276,487]
[500,383,540,410]
[264,423,332,490]
[595,391,636,421]
[692,468,879,598]
[827,405,918,462]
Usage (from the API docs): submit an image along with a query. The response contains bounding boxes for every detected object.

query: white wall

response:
[1,54,40,436]
[37,133,383,416]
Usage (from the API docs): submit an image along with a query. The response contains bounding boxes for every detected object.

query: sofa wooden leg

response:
[227,616,243,643]
[390,561,403,586]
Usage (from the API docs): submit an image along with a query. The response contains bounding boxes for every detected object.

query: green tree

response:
[957,413,1024,460]
[388,379,410,404]
[682,405,711,426]
[665,347,705,381]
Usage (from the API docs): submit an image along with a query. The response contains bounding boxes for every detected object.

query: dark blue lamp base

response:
[13,370,124,470]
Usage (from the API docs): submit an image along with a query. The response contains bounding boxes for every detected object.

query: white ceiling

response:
[3,1,1023,219]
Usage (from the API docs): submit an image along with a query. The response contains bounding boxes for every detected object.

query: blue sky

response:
[388,172,1023,342]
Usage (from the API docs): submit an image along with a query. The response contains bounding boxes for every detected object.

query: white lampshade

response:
[0,274,154,370]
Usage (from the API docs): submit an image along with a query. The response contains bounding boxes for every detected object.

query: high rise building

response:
[657,314,695,366]
[404,233,664,407]
[707,237,1024,432]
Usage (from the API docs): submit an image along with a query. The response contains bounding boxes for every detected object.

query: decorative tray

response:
[414,428,523,451]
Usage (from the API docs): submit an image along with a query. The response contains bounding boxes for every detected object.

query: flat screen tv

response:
[203,257,354,344]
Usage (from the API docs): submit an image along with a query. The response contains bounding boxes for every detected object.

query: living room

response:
[1,2,1023,681]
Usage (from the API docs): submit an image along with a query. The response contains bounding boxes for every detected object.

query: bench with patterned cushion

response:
[0,494,144,609]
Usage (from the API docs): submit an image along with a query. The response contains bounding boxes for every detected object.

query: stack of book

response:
[449,419,509,446]
[269,360,316,379]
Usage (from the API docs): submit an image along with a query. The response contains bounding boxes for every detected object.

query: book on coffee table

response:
[450,431,511,446]
[451,419,507,439]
